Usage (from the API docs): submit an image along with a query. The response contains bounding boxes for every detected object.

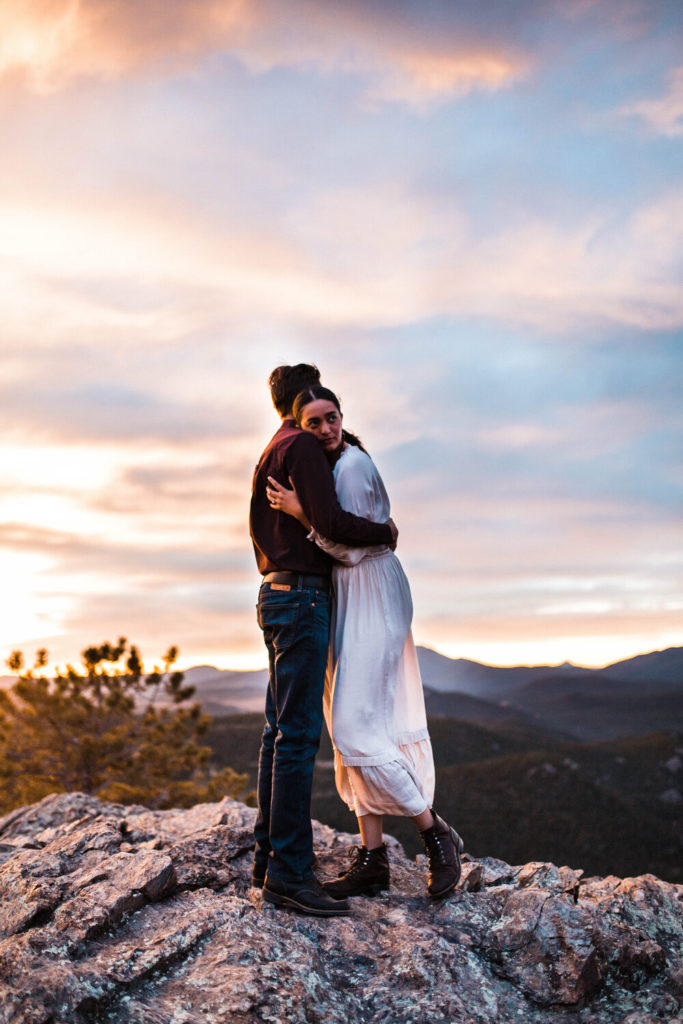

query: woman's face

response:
[299,398,343,454]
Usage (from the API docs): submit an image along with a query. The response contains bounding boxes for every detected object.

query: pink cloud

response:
[0,0,527,103]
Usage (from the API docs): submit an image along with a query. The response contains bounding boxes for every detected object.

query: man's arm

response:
[285,434,395,548]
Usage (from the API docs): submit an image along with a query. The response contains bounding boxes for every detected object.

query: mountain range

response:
[2,645,680,742]
[414,645,683,741]
[152,645,683,741]
[1,647,679,879]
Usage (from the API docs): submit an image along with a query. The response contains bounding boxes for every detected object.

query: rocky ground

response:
[0,793,681,1024]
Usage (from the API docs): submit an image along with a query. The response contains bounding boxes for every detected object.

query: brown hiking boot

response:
[420,810,464,899]
[323,844,390,899]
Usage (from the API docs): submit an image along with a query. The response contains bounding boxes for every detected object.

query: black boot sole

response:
[324,881,390,900]
[263,887,352,916]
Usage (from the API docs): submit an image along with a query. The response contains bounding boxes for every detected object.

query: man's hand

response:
[387,517,398,550]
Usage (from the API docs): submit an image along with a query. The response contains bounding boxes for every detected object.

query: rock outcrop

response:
[0,793,680,1023]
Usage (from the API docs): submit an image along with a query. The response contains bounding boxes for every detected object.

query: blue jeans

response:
[254,579,330,882]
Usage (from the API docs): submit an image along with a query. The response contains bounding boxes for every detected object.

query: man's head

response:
[268,363,321,417]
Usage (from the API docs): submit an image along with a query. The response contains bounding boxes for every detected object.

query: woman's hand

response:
[266,476,311,529]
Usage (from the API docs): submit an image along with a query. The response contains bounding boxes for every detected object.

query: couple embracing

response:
[249,363,463,917]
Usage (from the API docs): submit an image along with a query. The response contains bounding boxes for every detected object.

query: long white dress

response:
[310,443,435,818]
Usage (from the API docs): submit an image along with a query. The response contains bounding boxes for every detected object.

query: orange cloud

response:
[0,0,78,88]
[366,48,526,107]
[0,0,255,90]
[0,0,526,103]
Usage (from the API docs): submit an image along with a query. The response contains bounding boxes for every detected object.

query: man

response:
[249,363,397,916]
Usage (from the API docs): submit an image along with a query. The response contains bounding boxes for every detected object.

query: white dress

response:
[310,444,435,818]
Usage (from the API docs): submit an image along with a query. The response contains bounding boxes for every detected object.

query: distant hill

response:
[416,645,683,696]
[0,666,269,718]
[167,644,683,739]
[2,644,681,740]
[414,646,586,697]
[504,670,683,741]
[599,646,683,687]
[416,646,683,740]
[204,712,683,882]
[421,686,572,740]
[178,665,268,716]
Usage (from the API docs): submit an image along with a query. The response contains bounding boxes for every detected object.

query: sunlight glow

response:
[0,2,79,88]
[433,633,683,671]
[0,550,74,650]
[0,442,114,492]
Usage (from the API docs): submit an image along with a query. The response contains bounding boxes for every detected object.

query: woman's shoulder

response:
[336,444,374,474]
[335,445,382,495]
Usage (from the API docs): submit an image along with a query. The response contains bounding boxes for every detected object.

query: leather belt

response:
[263,571,329,589]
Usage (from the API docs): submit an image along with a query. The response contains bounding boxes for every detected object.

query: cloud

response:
[428,194,683,331]
[288,180,683,331]
[6,0,679,111]
[0,504,259,671]
[4,175,681,461]
[2,12,682,358]
[352,46,525,109]
[0,519,250,583]
[0,0,527,103]
[621,65,683,135]
[1,0,681,673]
[0,435,258,670]
[0,0,254,90]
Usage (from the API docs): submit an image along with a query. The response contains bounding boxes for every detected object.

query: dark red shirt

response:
[250,419,393,576]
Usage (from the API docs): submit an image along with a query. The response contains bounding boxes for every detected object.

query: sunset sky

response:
[1,0,682,673]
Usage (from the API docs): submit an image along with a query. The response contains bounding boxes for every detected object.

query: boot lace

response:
[422,827,450,868]
[428,834,446,866]
[345,846,370,878]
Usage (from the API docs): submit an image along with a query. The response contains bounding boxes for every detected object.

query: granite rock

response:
[0,792,680,1024]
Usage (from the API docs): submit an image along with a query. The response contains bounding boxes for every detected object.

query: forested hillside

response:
[205,714,682,882]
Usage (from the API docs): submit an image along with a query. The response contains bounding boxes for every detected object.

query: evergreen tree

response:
[0,639,251,813]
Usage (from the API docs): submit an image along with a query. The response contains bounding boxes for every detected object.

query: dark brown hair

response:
[268,363,321,417]
[292,385,367,454]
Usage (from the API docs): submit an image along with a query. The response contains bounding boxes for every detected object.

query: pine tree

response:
[0,639,251,813]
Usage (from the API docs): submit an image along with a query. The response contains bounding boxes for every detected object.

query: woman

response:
[266,385,464,899]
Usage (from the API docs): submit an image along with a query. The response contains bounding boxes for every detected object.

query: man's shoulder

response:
[280,425,323,459]
[260,420,298,453]
[258,421,321,466]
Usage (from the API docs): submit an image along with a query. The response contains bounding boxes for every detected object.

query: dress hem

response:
[337,728,430,767]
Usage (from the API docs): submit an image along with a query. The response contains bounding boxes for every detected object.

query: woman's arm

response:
[264,473,366,565]
[266,476,311,530]
[266,475,368,565]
